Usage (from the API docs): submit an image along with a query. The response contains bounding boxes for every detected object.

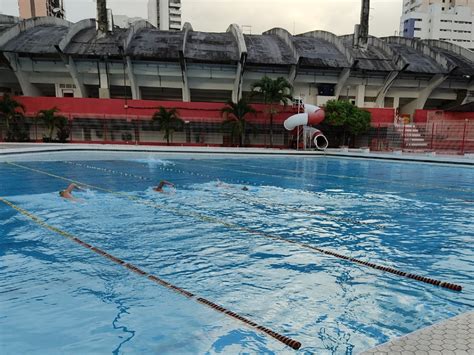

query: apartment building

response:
[400,0,474,49]
[18,0,65,19]
[147,0,181,31]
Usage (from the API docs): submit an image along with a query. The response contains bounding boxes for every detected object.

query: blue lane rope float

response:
[219,160,474,194]
[65,160,386,229]
[175,159,473,200]
[6,162,463,292]
[0,196,302,350]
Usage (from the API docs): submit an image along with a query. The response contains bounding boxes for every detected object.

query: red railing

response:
[1,97,473,154]
[370,120,474,155]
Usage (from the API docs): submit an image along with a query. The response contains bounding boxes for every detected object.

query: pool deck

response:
[362,311,474,355]
[0,143,473,166]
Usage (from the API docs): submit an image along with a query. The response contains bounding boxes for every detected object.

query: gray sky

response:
[0,0,403,36]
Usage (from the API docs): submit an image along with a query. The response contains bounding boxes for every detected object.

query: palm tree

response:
[37,108,67,142]
[152,107,184,145]
[0,94,26,140]
[251,76,293,147]
[221,99,256,147]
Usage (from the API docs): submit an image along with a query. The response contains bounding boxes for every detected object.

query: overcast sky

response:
[0,0,403,36]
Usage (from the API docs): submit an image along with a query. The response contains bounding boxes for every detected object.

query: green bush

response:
[323,100,371,147]
[0,94,30,142]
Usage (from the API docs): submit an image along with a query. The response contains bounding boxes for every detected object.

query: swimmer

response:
[153,180,174,193]
[217,180,249,191]
[59,183,83,201]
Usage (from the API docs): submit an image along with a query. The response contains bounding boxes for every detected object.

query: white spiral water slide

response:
[283,104,328,150]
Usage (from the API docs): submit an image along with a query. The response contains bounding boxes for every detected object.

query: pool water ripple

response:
[1,155,473,354]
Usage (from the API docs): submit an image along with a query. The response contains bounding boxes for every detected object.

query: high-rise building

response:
[18,0,65,19]
[147,0,181,31]
[400,0,474,49]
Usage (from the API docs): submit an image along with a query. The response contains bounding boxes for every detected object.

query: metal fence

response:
[1,116,473,154]
[369,120,474,155]
[0,116,291,148]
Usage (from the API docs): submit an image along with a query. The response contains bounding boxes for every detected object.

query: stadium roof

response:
[0,15,472,76]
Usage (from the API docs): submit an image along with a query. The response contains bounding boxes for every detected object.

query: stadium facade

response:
[0,13,473,148]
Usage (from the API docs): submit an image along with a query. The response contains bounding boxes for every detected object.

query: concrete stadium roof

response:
[383,37,451,74]
[0,16,472,75]
[244,34,295,65]
[185,31,239,63]
[63,26,127,57]
[4,25,70,54]
[293,36,351,68]
[423,40,474,76]
[0,17,71,55]
[0,15,18,36]
[340,35,397,71]
[127,28,183,60]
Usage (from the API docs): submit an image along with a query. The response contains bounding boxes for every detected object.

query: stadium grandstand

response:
[0,7,473,150]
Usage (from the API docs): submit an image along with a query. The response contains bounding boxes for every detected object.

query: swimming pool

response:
[1,152,473,354]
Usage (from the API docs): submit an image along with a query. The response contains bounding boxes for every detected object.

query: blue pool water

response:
[0,152,473,354]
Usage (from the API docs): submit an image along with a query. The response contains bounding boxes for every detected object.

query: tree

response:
[0,94,29,142]
[55,116,71,143]
[221,99,256,147]
[251,76,293,147]
[323,100,371,146]
[37,108,68,142]
[152,107,184,145]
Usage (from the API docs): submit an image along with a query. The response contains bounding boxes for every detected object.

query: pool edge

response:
[1,144,474,166]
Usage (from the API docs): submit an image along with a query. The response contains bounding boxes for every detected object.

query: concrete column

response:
[334,68,351,99]
[232,61,244,103]
[55,46,88,98]
[67,57,87,98]
[4,53,41,97]
[462,79,474,105]
[179,56,191,102]
[126,57,140,100]
[227,24,247,103]
[355,84,366,107]
[98,62,110,99]
[180,23,192,102]
[375,71,400,108]
[288,65,298,86]
[401,74,448,115]
[393,96,400,110]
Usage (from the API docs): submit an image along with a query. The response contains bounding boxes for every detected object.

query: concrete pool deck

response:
[1,143,474,166]
[362,311,474,355]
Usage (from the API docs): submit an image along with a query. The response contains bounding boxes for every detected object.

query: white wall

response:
[401,4,474,49]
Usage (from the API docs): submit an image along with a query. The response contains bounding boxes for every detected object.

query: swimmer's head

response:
[242,186,249,191]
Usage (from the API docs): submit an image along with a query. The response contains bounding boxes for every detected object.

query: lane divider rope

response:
[0,196,302,350]
[66,160,385,229]
[174,159,472,200]
[220,160,474,194]
[7,162,462,292]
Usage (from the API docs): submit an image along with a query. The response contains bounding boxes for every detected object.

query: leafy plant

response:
[251,76,293,147]
[55,116,71,143]
[323,100,371,147]
[221,99,256,147]
[121,132,133,141]
[0,94,29,142]
[37,108,68,142]
[152,107,184,145]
